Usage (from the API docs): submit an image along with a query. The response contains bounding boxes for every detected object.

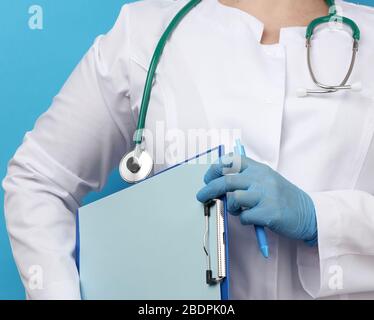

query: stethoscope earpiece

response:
[296,82,363,98]
[296,88,308,98]
[351,82,362,92]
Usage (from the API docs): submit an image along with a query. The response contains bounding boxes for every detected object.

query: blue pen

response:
[235,140,269,258]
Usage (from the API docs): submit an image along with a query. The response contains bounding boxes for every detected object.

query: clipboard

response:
[76,146,230,299]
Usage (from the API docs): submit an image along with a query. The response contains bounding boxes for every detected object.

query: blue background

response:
[0,0,373,300]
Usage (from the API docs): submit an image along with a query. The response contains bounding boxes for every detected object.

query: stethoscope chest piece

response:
[119,149,153,183]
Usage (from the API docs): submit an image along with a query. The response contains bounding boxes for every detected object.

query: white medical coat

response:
[3,0,374,299]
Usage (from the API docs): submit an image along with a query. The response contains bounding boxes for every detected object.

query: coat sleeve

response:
[2,5,136,299]
[297,190,374,298]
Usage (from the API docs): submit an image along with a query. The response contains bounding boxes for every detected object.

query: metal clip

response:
[203,199,226,285]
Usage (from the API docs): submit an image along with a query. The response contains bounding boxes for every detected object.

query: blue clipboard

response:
[76,146,230,299]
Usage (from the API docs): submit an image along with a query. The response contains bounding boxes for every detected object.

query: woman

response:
[3,0,374,299]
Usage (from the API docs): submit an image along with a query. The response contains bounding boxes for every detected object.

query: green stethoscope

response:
[119,0,361,183]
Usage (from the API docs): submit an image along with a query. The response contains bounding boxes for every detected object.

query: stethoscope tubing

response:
[134,0,203,145]
[121,0,361,182]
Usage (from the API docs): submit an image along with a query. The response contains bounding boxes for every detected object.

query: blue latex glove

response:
[196,154,318,245]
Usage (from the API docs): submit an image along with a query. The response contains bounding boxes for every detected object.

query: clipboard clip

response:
[203,199,226,286]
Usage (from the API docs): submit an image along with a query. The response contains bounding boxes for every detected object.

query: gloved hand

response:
[196,154,318,245]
